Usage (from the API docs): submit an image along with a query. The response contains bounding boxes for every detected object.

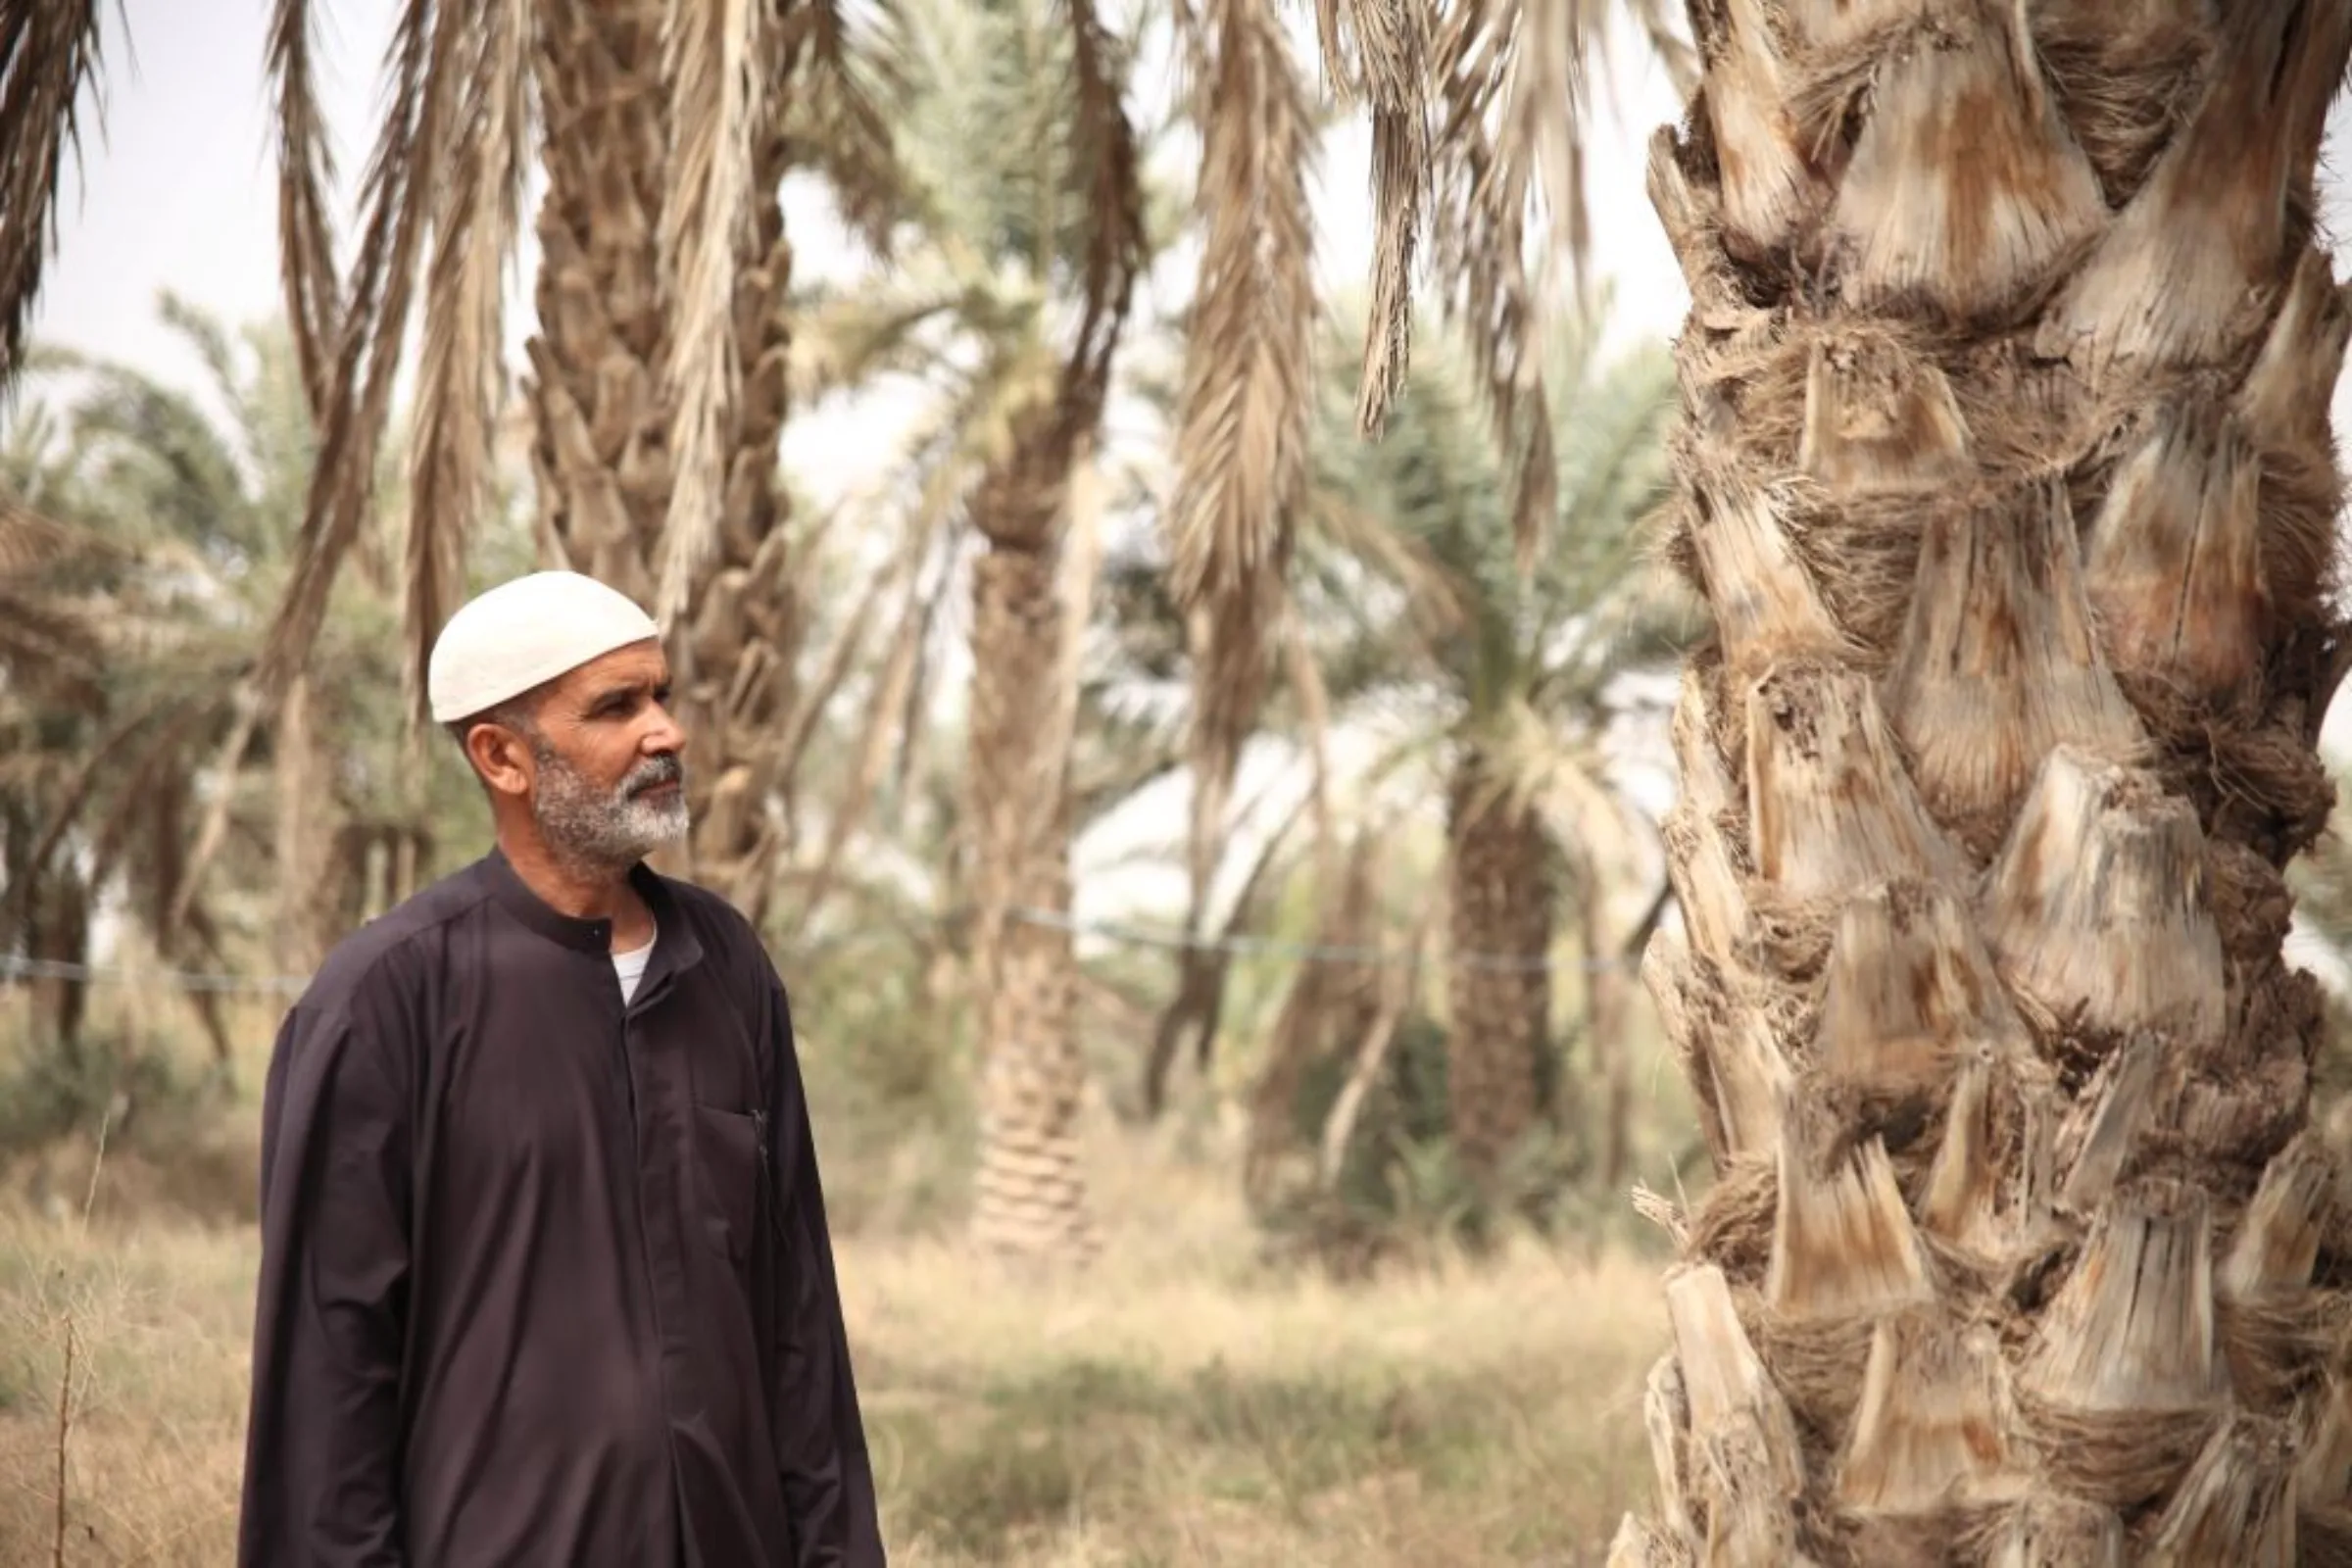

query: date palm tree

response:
[1414,6,2352,1562]
[1243,301,1680,1200]
[790,0,1145,1258]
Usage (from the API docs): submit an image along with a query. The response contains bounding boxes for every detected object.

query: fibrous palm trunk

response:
[527,0,802,920]
[1445,751,1553,1181]
[271,673,343,976]
[1614,3,2352,1562]
[967,437,1093,1258]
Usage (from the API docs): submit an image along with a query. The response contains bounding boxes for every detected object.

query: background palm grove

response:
[14,0,2352,1561]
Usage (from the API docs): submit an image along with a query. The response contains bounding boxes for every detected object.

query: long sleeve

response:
[759,975,886,1566]
[238,1001,414,1567]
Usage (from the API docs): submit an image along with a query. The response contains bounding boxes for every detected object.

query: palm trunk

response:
[526,0,801,918]
[1614,3,2352,1561]
[1244,824,1384,1210]
[271,673,342,976]
[966,442,1093,1259]
[1445,751,1552,1181]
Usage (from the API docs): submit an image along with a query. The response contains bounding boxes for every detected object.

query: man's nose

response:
[643,701,687,758]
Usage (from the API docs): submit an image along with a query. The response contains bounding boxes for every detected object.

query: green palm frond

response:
[1298,292,1680,739]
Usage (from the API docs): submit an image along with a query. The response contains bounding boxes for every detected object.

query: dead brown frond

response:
[267,0,344,418]
[255,0,457,705]
[0,0,105,385]
[1168,0,1314,611]
[1165,0,1310,1008]
[656,0,777,622]
[1333,0,1435,440]
[1426,76,1555,569]
[405,0,530,722]
[1355,83,1433,440]
[190,0,463,934]
[1056,0,1148,439]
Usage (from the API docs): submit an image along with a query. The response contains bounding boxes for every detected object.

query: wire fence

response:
[0,902,1639,1000]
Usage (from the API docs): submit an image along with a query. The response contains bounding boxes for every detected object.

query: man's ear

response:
[463,718,536,800]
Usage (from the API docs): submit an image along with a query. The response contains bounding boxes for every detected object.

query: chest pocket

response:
[692,1103,762,1264]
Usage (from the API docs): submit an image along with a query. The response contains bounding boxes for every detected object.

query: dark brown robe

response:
[237,850,884,1566]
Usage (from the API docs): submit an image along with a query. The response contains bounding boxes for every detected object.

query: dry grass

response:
[0,1113,1672,1566]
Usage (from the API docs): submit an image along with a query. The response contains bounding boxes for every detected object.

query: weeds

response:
[0,1131,1669,1566]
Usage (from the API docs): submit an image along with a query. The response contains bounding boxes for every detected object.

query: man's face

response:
[504,640,692,871]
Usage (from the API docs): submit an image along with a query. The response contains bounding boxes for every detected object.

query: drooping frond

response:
[0,0,105,387]
[780,0,906,254]
[1350,0,1690,457]
[256,0,459,705]
[1426,0,1555,569]
[1169,0,1315,948]
[1168,0,1314,610]
[404,0,529,722]
[1056,0,1148,436]
[1348,0,1433,440]
[188,0,463,933]
[655,0,775,622]
[267,0,343,419]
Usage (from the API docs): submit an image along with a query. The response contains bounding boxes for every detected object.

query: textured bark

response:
[1445,751,1553,1179]
[966,447,1092,1259]
[1618,1,2352,1560]
[525,0,800,920]
[270,673,342,976]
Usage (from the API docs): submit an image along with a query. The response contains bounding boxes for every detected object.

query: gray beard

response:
[529,745,691,877]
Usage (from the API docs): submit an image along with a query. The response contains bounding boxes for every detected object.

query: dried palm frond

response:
[655,0,776,622]
[256,0,459,707]
[1168,0,1314,611]
[1305,0,1432,436]
[196,0,466,932]
[1167,0,1314,963]
[1055,0,1147,437]
[404,0,529,721]
[1351,0,1691,472]
[267,0,344,417]
[0,0,105,385]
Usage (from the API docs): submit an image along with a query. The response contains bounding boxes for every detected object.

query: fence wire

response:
[0,901,1638,1001]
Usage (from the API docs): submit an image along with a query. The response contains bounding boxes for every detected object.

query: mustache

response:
[623,754,685,797]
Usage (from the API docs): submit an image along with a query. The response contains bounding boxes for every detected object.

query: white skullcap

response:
[427,570,662,723]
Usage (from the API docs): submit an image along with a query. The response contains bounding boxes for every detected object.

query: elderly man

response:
[238,570,883,1566]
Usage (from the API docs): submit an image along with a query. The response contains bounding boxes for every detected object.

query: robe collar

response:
[480,843,702,982]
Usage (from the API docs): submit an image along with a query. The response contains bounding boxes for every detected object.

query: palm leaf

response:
[404,0,529,721]
[1167,0,1314,611]
[655,0,777,622]
[0,0,105,385]
[267,0,344,417]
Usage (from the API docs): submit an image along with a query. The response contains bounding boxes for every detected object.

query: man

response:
[238,570,884,1566]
